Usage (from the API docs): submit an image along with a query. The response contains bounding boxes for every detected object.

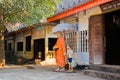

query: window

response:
[17,42,23,51]
[66,31,77,52]
[48,38,57,50]
[8,43,12,50]
[78,30,88,52]
[26,36,31,51]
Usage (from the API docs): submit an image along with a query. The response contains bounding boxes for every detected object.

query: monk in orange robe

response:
[53,32,66,71]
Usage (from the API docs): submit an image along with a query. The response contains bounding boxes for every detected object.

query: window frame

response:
[25,36,31,51]
[17,42,23,51]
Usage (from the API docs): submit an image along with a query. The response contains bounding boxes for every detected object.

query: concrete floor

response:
[0,65,107,80]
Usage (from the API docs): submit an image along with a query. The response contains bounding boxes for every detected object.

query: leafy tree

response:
[0,0,61,30]
[0,0,61,66]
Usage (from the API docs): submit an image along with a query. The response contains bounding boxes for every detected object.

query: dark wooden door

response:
[89,14,104,64]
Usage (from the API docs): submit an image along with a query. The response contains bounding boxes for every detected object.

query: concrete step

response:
[82,69,120,80]
[89,65,120,74]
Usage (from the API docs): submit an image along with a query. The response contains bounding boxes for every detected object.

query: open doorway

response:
[34,39,45,61]
[105,10,120,65]
[48,38,57,51]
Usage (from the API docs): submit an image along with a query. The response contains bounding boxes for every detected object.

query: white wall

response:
[78,6,102,31]
[76,6,102,65]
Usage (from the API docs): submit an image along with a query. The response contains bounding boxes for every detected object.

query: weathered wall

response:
[15,30,33,59]
[14,25,56,62]
[24,30,33,59]
[15,32,24,57]
[45,25,56,61]
[13,25,55,64]
[32,28,45,40]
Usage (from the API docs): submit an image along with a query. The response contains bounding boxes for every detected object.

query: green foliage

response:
[0,0,61,29]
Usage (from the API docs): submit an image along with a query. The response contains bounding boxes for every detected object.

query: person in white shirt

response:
[67,45,74,72]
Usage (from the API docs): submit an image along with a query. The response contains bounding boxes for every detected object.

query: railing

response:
[65,30,88,53]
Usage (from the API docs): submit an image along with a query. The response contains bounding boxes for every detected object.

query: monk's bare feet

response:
[59,67,65,72]
[54,68,60,72]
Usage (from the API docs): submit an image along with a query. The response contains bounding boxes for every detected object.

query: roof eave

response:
[47,0,112,22]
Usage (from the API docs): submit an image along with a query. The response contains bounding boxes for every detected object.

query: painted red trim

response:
[47,0,112,22]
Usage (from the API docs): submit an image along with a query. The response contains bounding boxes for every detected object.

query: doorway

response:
[34,39,45,61]
[105,10,120,65]
[48,38,57,51]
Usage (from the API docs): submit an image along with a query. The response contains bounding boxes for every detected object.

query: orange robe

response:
[54,37,66,67]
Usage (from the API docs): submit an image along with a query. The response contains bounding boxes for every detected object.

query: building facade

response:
[5,23,57,64]
[47,0,120,66]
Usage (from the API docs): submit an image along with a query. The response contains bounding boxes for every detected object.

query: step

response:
[82,69,120,80]
[89,65,120,74]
